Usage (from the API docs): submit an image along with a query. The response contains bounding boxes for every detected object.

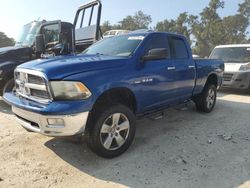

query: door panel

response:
[137,59,176,111]
[137,33,178,111]
[168,37,196,101]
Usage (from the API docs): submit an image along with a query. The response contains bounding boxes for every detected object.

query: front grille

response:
[15,69,52,103]
[223,73,234,81]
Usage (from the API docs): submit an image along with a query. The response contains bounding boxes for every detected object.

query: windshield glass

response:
[16,22,41,46]
[83,34,145,57]
[210,47,250,63]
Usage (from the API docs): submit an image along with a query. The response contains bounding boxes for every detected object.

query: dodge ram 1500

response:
[4,31,224,158]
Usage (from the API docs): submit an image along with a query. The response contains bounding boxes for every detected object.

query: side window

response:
[169,37,189,59]
[41,24,60,45]
[144,35,169,57]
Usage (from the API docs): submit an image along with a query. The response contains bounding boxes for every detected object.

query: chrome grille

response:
[223,73,234,81]
[15,69,52,103]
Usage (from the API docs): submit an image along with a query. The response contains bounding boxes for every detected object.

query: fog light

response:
[47,118,64,125]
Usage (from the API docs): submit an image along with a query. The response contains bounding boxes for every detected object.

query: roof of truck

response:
[215,44,250,48]
[127,30,186,39]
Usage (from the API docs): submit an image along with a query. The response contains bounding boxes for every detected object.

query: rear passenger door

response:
[168,36,196,100]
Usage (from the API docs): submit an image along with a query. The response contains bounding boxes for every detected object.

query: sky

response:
[0,0,248,40]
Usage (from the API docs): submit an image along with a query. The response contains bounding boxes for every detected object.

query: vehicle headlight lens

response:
[50,81,92,100]
[239,63,250,71]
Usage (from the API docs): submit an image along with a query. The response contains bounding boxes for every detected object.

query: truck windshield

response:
[210,47,250,63]
[15,22,41,47]
[83,35,145,57]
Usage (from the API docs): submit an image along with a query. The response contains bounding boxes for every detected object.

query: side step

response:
[150,112,164,120]
[137,111,164,120]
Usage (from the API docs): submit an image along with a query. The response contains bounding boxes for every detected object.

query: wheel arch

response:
[205,73,218,88]
[91,87,138,113]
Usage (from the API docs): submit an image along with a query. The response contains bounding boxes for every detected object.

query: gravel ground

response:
[0,90,250,188]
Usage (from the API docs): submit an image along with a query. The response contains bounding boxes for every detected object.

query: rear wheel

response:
[193,84,217,113]
[86,104,136,158]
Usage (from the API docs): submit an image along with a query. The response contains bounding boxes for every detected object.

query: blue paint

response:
[4,32,224,116]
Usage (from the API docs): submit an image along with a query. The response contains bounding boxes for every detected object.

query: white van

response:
[210,44,250,92]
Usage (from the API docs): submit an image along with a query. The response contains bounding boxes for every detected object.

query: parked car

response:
[0,0,102,96]
[4,31,224,158]
[103,30,130,38]
[210,44,250,92]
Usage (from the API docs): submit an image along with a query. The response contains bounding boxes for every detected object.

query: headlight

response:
[50,81,92,100]
[239,63,250,71]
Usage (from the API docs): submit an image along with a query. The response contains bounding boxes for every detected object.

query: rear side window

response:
[169,37,189,59]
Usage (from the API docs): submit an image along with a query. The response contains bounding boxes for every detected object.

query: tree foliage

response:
[101,11,152,33]
[156,12,196,44]
[0,32,15,47]
[119,11,152,30]
[101,0,250,57]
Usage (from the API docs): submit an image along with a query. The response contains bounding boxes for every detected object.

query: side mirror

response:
[35,34,45,53]
[142,48,168,61]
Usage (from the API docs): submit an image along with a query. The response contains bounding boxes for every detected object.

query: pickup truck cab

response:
[210,44,250,92]
[4,31,224,158]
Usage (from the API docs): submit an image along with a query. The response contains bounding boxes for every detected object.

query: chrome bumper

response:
[12,106,89,137]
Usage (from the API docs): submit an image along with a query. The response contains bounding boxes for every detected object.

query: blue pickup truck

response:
[4,31,224,158]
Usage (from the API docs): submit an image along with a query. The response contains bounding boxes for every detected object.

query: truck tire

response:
[3,79,14,95]
[194,84,217,113]
[86,104,136,158]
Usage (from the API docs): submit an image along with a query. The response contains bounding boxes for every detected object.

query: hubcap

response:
[100,113,130,150]
[206,88,215,109]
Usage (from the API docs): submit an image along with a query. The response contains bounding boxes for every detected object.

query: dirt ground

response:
[0,90,250,188]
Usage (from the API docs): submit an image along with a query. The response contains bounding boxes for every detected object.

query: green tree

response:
[192,0,250,56]
[192,0,225,56]
[101,21,112,34]
[119,11,152,30]
[238,0,250,18]
[222,14,249,44]
[0,32,15,47]
[156,13,197,44]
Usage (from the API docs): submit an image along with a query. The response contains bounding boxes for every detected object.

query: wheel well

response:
[206,74,218,87]
[85,88,137,133]
[92,88,137,113]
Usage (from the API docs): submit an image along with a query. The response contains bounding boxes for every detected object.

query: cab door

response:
[136,33,177,111]
[168,36,196,101]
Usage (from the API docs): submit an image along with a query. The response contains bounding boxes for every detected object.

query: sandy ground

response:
[0,90,250,188]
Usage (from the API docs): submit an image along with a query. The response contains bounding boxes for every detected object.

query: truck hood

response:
[0,45,31,61]
[224,62,250,72]
[18,54,128,79]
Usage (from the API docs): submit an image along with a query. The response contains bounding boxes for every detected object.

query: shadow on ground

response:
[0,98,12,114]
[219,88,249,97]
[44,99,250,188]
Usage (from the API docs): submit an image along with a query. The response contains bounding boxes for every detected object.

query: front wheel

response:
[3,79,14,95]
[86,104,136,158]
[193,84,217,113]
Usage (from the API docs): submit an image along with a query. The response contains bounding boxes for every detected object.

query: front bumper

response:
[3,91,92,137]
[13,106,89,137]
[222,72,250,90]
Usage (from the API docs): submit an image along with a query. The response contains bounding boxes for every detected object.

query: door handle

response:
[167,67,176,70]
[188,65,195,69]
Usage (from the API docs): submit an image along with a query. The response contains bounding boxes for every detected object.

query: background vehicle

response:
[4,31,224,158]
[0,0,102,95]
[103,29,130,38]
[210,44,250,92]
